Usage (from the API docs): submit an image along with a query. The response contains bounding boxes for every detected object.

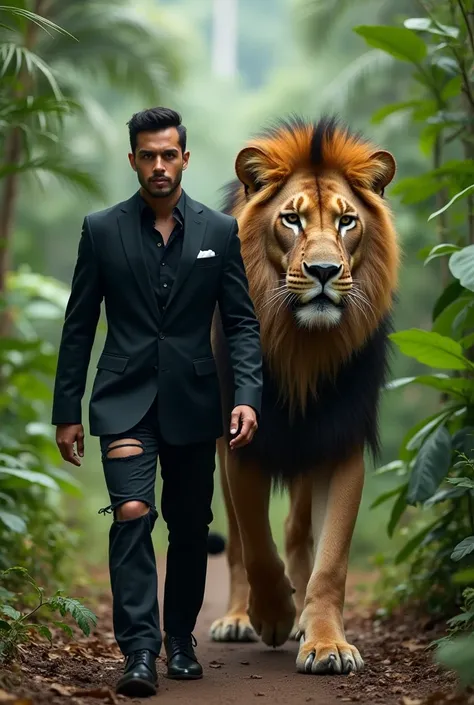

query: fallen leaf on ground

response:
[209,661,224,669]
[249,675,262,679]
[401,640,427,652]
[50,683,73,696]
[0,692,32,705]
[70,687,118,704]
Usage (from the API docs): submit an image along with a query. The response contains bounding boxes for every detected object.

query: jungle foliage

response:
[0,0,182,593]
[349,0,474,685]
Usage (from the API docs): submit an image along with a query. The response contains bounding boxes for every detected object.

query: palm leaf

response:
[0,154,104,199]
[0,5,77,41]
[36,3,184,99]
[294,0,392,47]
[317,49,396,113]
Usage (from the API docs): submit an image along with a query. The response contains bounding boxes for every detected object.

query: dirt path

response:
[0,554,462,705]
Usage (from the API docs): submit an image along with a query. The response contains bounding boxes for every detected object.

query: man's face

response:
[128,127,189,199]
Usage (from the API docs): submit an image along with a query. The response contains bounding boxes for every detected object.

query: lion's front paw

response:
[209,613,258,642]
[296,634,364,675]
[247,574,296,648]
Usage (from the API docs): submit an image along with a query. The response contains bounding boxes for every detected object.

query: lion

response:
[208,115,399,676]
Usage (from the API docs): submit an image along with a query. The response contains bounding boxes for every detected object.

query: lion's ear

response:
[235,146,277,194]
[367,150,396,196]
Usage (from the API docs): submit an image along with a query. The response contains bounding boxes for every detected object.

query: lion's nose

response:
[303,262,342,285]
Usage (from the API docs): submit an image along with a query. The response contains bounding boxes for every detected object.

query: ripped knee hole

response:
[106,438,144,460]
[116,500,150,521]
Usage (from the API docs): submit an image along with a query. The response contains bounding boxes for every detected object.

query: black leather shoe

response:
[115,649,158,697]
[164,634,203,679]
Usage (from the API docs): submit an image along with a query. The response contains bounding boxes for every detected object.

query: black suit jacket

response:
[51,190,263,444]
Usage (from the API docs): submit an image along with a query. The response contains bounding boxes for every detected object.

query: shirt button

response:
[159,332,165,340]
[157,242,162,247]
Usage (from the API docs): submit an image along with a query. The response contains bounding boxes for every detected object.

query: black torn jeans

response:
[98,396,216,657]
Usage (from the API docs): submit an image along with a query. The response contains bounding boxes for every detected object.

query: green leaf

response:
[449,245,474,293]
[424,487,466,507]
[451,537,474,562]
[391,175,442,205]
[435,634,474,687]
[0,467,59,491]
[433,280,464,321]
[433,296,474,338]
[446,477,474,490]
[0,620,11,632]
[53,621,73,638]
[371,100,428,124]
[35,625,53,644]
[452,568,474,584]
[48,597,97,637]
[354,25,427,63]
[385,374,470,399]
[370,484,407,509]
[404,17,459,38]
[395,518,441,564]
[442,76,462,101]
[424,243,462,266]
[389,329,472,370]
[0,510,26,533]
[452,428,474,455]
[460,332,474,350]
[388,484,408,538]
[1,605,21,621]
[0,6,78,40]
[403,408,459,455]
[428,184,474,221]
[407,425,452,504]
[374,460,406,476]
[453,300,474,338]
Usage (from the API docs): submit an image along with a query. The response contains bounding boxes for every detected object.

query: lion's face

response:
[261,170,370,330]
[228,117,400,407]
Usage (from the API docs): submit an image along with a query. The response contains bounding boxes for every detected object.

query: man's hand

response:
[56,423,84,466]
[229,405,258,450]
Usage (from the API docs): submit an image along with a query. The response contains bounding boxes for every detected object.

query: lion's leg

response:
[296,449,365,675]
[210,438,257,642]
[227,456,295,647]
[284,476,313,640]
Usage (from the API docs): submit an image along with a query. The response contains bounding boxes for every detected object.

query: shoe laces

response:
[168,634,197,659]
[129,649,151,666]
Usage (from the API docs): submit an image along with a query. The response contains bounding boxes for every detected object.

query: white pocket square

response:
[197,249,216,259]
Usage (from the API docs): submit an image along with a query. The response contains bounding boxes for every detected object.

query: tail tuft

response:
[207,531,226,555]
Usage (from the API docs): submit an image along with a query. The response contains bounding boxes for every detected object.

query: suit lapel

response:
[117,192,161,325]
[163,195,207,315]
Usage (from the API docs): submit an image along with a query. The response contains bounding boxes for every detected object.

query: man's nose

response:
[303,262,342,285]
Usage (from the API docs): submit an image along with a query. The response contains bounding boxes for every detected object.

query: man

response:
[51,107,262,698]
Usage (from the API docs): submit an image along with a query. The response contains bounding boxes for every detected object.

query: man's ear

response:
[183,150,190,171]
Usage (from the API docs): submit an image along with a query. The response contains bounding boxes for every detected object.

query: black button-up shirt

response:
[138,190,185,311]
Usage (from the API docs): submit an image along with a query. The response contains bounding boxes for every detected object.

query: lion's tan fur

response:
[228,120,400,412]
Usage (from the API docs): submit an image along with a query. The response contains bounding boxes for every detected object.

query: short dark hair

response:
[127,107,187,154]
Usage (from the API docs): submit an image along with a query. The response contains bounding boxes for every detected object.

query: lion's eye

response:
[281,212,301,227]
[338,214,357,234]
[339,215,355,227]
